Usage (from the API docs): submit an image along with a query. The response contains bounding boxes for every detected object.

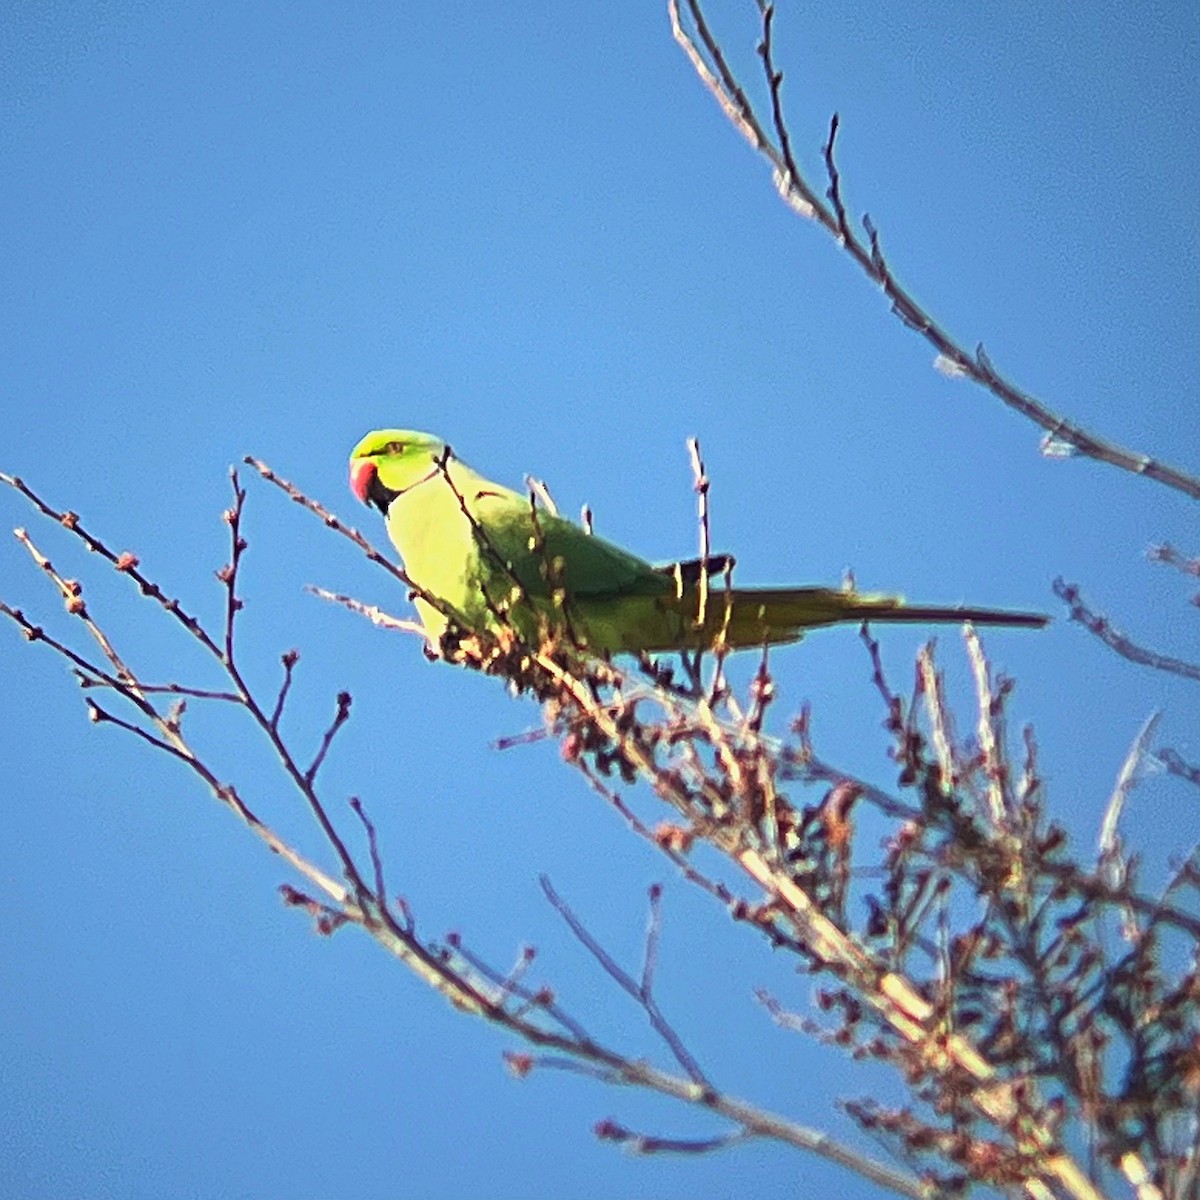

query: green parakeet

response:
[348,429,1047,655]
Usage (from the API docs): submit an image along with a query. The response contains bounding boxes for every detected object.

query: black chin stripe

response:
[367,473,400,514]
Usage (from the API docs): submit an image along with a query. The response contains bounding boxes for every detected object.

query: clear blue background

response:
[2,4,1197,1198]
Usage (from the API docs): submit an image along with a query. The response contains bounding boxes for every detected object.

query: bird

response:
[348,429,1047,656]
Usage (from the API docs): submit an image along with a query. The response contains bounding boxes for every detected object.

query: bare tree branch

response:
[667,1,1200,501]
[1054,578,1200,682]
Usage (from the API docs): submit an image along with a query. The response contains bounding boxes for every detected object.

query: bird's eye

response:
[384,440,406,455]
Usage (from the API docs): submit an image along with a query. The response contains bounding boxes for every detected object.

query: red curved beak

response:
[349,458,377,505]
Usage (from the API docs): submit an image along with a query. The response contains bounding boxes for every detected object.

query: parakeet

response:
[348,429,1047,655]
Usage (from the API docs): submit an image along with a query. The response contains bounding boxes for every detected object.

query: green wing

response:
[469,490,670,601]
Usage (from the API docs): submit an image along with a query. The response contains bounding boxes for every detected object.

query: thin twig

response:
[1055,578,1200,681]
[541,876,711,1089]
[1156,746,1200,790]
[1098,712,1161,861]
[965,626,1010,826]
[270,650,299,731]
[1148,542,1200,579]
[348,796,389,914]
[304,691,352,786]
[305,586,430,640]
[595,1117,755,1156]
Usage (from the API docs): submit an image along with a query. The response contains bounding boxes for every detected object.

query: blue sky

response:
[2,4,1197,1198]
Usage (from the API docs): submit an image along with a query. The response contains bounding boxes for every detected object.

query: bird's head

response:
[349,429,450,513]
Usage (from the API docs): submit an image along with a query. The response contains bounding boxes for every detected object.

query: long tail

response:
[686,587,1048,649]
